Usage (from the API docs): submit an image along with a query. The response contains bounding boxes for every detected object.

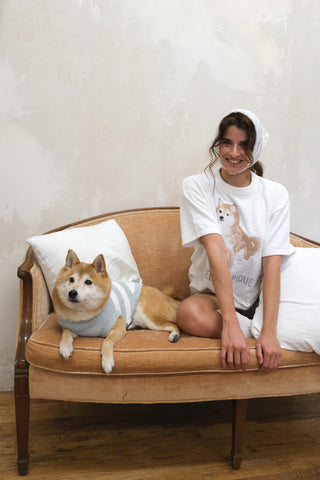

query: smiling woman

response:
[178,109,294,372]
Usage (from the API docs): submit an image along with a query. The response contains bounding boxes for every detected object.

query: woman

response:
[177,109,294,372]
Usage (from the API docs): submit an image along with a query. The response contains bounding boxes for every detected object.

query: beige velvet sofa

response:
[15,207,320,475]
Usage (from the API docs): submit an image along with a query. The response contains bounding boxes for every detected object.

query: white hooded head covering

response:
[219,109,269,173]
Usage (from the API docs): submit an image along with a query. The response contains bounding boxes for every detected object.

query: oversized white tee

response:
[180,169,294,311]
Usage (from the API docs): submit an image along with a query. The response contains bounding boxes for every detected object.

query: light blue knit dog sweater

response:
[58,281,143,337]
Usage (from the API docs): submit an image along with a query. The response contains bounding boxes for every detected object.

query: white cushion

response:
[27,219,141,296]
[251,248,320,354]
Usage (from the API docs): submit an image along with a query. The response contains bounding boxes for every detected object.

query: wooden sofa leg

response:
[14,367,30,476]
[231,398,248,470]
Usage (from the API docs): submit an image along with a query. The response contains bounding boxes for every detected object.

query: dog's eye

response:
[85,279,92,285]
[69,277,75,283]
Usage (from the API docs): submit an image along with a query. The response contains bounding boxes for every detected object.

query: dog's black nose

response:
[219,216,224,221]
[68,290,78,299]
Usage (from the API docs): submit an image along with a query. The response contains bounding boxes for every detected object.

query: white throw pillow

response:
[251,248,320,354]
[27,219,142,296]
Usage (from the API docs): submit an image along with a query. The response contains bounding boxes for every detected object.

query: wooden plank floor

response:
[1,392,320,479]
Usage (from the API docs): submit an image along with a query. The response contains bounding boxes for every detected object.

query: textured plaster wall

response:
[1,0,319,389]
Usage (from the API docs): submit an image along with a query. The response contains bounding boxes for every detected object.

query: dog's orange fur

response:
[130,286,180,341]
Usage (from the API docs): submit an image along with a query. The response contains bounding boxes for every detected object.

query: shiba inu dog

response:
[216,199,260,266]
[52,249,181,374]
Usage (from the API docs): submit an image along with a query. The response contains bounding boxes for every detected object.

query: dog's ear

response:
[65,249,80,268]
[92,254,107,275]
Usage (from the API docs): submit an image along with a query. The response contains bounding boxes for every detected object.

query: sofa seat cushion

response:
[25,314,320,376]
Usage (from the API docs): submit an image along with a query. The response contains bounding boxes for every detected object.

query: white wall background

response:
[1,0,319,390]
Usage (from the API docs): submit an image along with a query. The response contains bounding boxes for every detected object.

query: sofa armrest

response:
[16,247,51,370]
[290,232,320,248]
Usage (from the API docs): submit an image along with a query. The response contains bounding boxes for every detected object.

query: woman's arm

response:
[201,234,250,370]
[256,255,282,371]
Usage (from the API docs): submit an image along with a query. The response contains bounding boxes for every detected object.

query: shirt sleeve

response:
[262,184,294,257]
[180,175,222,248]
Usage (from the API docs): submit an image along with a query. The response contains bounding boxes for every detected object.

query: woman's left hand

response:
[256,333,282,372]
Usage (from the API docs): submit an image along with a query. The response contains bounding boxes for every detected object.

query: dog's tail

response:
[249,236,260,249]
[161,286,182,302]
[244,236,261,260]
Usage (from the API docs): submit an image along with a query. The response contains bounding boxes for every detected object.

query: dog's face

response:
[52,249,112,321]
[216,201,238,228]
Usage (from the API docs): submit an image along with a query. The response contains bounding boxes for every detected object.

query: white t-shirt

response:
[180,169,294,311]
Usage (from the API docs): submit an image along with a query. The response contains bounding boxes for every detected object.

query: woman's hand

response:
[256,332,282,372]
[221,320,250,370]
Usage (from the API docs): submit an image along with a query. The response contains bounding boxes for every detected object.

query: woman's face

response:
[219,125,251,177]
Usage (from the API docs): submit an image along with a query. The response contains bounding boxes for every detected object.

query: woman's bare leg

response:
[177,293,222,338]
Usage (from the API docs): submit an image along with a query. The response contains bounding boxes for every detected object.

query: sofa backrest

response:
[52,207,318,301]
[75,207,193,299]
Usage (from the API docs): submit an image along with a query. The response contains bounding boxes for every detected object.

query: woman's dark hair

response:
[206,111,264,177]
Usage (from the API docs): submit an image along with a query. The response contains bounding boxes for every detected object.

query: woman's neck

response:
[220,168,252,187]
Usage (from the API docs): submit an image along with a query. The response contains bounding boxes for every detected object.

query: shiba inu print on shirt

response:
[216,199,260,267]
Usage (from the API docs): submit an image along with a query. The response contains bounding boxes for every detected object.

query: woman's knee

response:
[177,298,197,329]
[177,295,222,338]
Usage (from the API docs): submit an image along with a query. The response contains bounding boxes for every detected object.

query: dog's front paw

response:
[60,341,73,359]
[101,353,114,375]
[169,332,180,343]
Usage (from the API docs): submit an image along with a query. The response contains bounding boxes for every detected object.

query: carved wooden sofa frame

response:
[15,207,320,475]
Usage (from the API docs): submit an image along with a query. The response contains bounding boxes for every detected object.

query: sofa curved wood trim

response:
[14,207,320,475]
